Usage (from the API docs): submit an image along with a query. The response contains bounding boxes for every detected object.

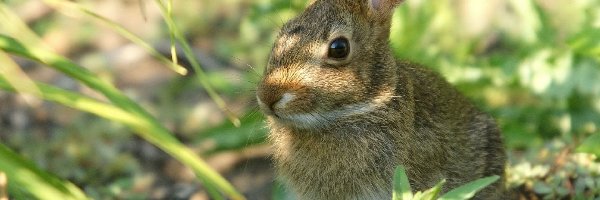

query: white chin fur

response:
[265,88,395,130]
[276,102,376,129]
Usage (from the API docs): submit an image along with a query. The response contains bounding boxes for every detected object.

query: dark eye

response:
[327,37,350,59]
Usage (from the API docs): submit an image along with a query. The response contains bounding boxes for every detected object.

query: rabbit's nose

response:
[263,93,296,113]
[262,93,282,113]
[257,84,284,113]
[257,67,304,115]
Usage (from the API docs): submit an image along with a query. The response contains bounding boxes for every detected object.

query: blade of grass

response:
[0,47,42,105]
[0,2,49,51]
[0,143,89,200]
[0,34,144,116]
[0,35,244,200]
[0,70,202,199]
[0,172,7,200]
[420,179,445,200]
[162,0,179,66]
[40,0,188,75]
[153,0,241,127]
[438,175,499,200]
[0,4,243,199]
[42,0,240,127]
[412,191,424,200]
[393,166,413,200]
[194,114,267,156]
[0,75,147,130]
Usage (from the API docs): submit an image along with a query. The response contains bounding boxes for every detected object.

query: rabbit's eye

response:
[328,37,350,59]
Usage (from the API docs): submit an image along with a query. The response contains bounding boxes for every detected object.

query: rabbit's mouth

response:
[273,103,377,130]
[257,87,397,130]
[259,97,382,130]
[257,92,373,129]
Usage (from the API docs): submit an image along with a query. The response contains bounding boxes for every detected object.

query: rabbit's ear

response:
[368,0,403,20]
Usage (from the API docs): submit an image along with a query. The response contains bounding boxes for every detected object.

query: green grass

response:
[0,2,243,200]
[0,144,88,200]
[392,166,500,200]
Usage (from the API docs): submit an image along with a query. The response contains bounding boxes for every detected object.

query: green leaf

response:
[0,73,149,132]
[577,133,600,157]
[412,191,424,200]
[0,144,89,200]
[438,175,500,200]
[392,166,413,200]
[420,179,446,200]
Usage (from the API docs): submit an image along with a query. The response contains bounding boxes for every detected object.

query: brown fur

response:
[256,0,507,199]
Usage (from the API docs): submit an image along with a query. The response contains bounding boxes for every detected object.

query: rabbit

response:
[255,0,507,199]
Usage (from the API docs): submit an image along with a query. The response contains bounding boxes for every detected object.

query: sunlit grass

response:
[39,0,241,127]
[1,172,8,200]
[0,35,243,200]
[0,144,88,200]
[42,0,187,75]
[0,2,244,200]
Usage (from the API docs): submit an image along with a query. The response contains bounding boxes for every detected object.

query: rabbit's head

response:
[257,0,404,130]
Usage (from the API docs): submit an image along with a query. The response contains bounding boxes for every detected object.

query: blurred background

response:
[0,0,599,199]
